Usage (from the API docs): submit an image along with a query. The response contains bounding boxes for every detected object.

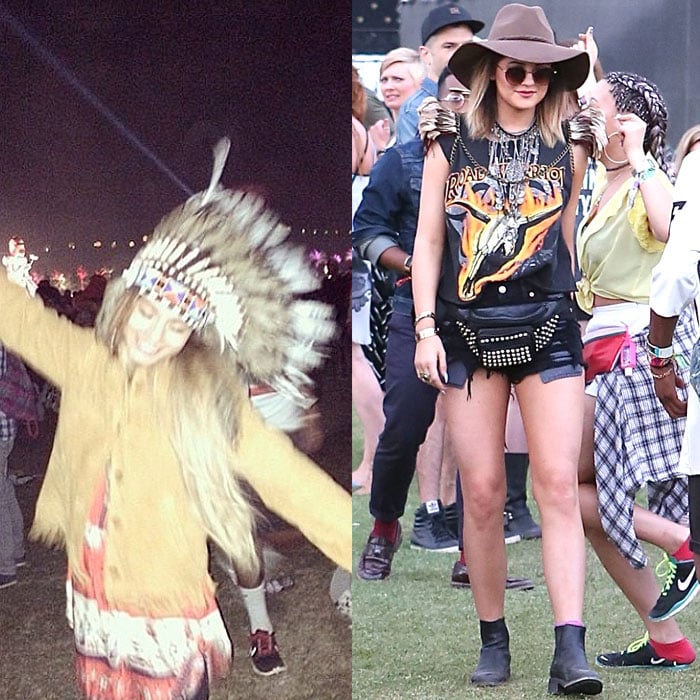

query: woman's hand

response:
[614,112,647,163]
[574,26,597,100]
[414,334,447,391]
[576,26,598,72]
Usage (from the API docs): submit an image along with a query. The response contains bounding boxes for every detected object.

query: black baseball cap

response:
[421,3,485,44]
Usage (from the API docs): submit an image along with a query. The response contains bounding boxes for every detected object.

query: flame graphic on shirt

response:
[448,181,563,301]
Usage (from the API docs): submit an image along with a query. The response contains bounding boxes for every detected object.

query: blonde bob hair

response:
[380,47,426,84]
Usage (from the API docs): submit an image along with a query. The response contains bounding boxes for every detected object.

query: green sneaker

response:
[595,633,691,670]
[648,552,699,621]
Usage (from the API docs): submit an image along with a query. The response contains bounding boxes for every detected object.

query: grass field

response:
[352,410,700,699]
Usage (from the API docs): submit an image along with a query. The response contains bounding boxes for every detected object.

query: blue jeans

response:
[369,297,438,522]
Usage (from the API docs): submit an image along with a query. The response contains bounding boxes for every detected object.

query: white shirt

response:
[650,151,700,317]
[650,150,700,474]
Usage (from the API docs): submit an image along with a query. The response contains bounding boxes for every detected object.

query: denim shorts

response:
[441,299,584,389]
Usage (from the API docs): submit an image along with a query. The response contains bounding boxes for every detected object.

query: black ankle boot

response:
[548,624,602,695]
[470,618,511,686]
[504,453,542,540]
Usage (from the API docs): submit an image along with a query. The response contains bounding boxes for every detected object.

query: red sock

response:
[371,519,399,542]
[672,536,694,562]
[459,549,467,566]
[649,637,696,664]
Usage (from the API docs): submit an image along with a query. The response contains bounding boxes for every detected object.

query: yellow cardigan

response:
[0,271,351,615]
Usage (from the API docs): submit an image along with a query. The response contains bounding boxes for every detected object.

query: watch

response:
[403,254,413,273]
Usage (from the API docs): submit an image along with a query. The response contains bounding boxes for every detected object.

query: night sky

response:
[0,2,347,277]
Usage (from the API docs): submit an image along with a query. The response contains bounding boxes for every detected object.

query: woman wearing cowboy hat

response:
[412,4,601,695]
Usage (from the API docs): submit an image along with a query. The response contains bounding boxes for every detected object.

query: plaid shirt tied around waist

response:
[594,307,696,568]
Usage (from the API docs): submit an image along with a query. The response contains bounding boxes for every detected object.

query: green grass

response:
[352,410,700,698]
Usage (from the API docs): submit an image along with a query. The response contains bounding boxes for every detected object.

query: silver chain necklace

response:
[487,122,540,255]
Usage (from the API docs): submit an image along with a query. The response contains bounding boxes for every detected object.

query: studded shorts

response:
[440,297,584,388]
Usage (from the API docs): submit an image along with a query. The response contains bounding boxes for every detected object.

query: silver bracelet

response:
[415,327,439,342]
[414,311,436,326]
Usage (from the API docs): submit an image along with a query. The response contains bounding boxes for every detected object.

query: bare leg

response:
[579,483,685,643]
[439,425,458,506]
[579,392,687,643]
[416,393,445,503]
[633,505,690,554]
[351,342,384,492]
[516,372,586,623]
[444,370,510,620]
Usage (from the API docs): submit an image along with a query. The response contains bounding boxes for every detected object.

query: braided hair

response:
[606,71,672,177]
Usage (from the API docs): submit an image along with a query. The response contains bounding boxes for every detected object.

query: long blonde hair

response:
[95,280,261,582]
[464,53,571,147]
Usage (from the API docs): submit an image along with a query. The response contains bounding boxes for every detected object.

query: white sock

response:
[239,581,273,633]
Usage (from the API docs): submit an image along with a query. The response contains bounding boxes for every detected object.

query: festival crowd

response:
[352,2,700,695]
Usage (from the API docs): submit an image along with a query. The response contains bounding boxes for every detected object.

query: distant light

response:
[44,246,50,253]
[93,241,102,248]
[110,241,117,249]
[128,240,135,248]
[68,242,76,249]
[142,234,149,243]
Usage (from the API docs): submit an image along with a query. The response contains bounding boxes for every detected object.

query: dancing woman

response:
[0,139,350,699]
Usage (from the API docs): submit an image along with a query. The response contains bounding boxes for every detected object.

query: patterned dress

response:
[68,472,230,700]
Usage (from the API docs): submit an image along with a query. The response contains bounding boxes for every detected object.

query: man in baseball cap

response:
[421,2,484,43]
[395,3,484,144]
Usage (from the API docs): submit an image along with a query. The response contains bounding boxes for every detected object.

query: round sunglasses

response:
[497,64,557,87]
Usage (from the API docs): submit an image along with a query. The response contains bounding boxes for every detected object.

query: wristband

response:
[632,157,657,184]
[415,327,439,342]
[403,254,413,273]
[414,311,436,326]
[645,337,674,359]
[649,355,672,368]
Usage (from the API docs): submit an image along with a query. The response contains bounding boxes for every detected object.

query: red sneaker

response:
[249,630,286,676]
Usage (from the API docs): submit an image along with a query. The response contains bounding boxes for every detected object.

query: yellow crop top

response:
[575,160,671,314]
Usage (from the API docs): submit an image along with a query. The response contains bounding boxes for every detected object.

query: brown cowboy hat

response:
[448,3,589,91]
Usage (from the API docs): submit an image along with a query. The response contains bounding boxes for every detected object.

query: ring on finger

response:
[419,372,430,382]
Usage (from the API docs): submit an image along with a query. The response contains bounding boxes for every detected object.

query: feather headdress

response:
[122,138,335,405]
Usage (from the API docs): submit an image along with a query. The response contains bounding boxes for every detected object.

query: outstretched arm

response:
[0,268,93,389]
[234,400,351,572]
